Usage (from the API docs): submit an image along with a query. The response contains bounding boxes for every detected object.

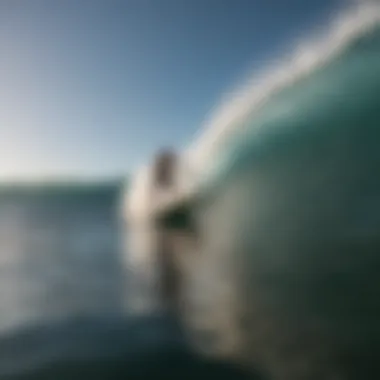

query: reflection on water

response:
[0,189,122,334]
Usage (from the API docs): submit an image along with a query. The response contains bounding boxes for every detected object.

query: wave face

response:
[177,4,380,379]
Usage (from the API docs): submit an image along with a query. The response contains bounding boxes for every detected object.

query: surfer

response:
[151,149,182,313]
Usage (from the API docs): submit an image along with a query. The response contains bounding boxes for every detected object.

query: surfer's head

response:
[153,148,178,189]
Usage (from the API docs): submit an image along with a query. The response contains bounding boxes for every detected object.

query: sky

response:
[0,0,347,180]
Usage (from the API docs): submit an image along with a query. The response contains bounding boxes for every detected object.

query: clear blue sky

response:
[0,0,345,180]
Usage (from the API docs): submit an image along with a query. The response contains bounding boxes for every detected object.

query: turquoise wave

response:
[201,25,380,197]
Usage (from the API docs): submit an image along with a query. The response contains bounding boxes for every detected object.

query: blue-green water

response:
[0,184,254,380]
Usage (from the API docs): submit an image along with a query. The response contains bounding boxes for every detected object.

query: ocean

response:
[0,184,254,380]
[1,3,379,380]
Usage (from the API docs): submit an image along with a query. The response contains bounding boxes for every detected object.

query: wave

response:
[176,2,380,373]
[123,3,380,376]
